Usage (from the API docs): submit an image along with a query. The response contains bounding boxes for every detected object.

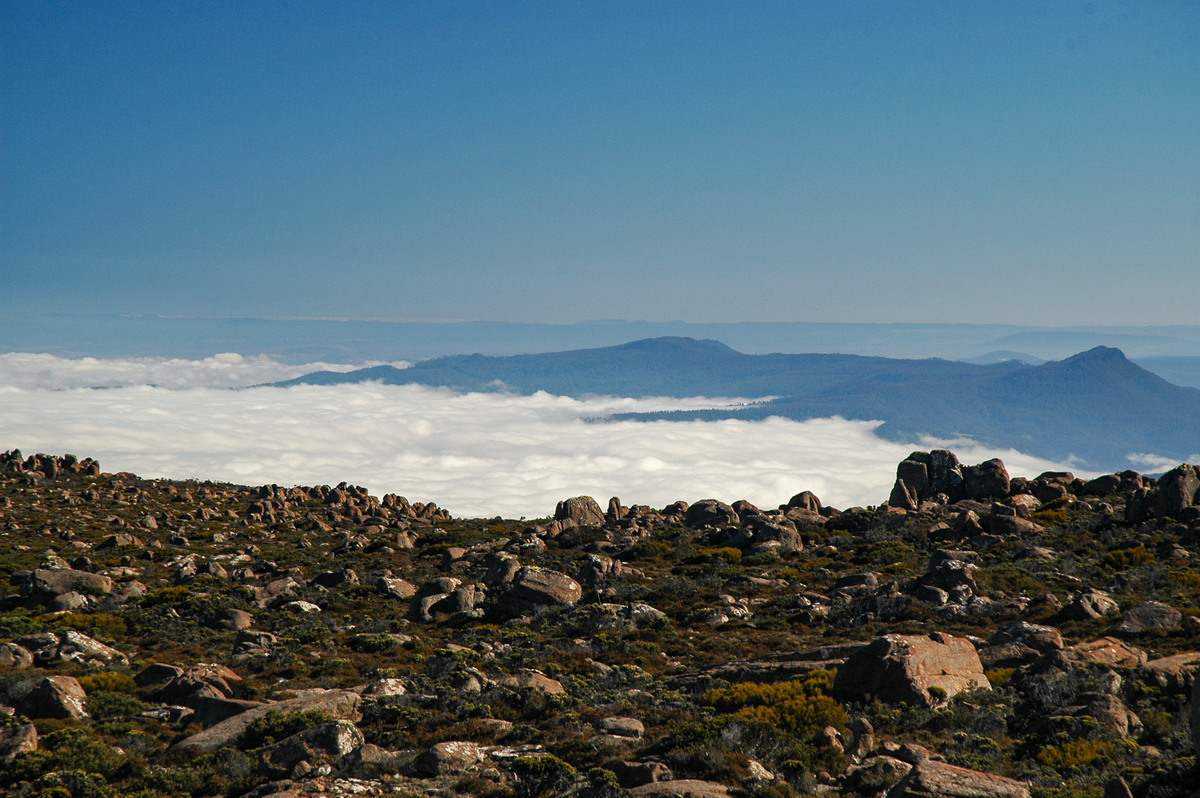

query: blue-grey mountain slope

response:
[271,338,1200,471]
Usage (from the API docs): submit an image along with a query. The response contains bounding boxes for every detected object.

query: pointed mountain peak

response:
[1062,345,1130,364]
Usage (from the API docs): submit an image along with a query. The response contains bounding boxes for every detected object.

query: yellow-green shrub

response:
[77,672,136,694]
[1036,739,1117,770]
[702,669,846,738]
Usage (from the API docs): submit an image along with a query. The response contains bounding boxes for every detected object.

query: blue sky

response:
[2,1,1197,325]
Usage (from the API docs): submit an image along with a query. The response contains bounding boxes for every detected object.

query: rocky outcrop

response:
[684,499,739,528]
[834,632,989,706]
[554,495,606,528]
[412,740,487,777]
[172,689,363,752]
[630,780,732,798]
[888,759,1029,798]
[259,720,365,778]
[1115,601,1182,634]
[509,565,582,607]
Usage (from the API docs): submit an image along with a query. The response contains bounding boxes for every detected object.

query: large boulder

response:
[510,566,582,607]
[1062,588,1120,620]
[23,675,90,720]
[22,568,113,604]
[630,780,732,798]
[962,458,1011,501]
[554,496,606,527]
[1153,464,1200,519]
[171,689,363,752]
[1060,636,1147,668]
[1115,601,1182,634]
[260,720,364,778]
[889,759,1029,798]
[834,632,989,707]
[412,740,487,777]
[1141,652,1200,692]
[684,500,739,528]
[0,723,38,766]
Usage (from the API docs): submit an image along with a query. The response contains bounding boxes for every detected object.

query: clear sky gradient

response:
[3,1,1197,325]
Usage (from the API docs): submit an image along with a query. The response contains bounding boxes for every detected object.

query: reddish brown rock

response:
[890,759,1029,798]
[1061,636,1147,668]
[834,632,990,707]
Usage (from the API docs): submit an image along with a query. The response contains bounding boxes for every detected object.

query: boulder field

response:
[1,447,1199,797]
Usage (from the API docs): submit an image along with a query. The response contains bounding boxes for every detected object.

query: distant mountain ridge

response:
[271,337,1200,471]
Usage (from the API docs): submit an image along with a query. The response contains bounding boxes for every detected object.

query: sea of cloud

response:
[0,353,1087,519]
[0,351,411,390]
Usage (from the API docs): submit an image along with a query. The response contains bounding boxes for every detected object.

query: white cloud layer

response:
[0,352,408,390]
[0,358,1086,518]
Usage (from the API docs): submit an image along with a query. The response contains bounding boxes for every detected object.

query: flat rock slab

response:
[170,689,362,753]
[891,760,1030,798]
[631,779,732,798]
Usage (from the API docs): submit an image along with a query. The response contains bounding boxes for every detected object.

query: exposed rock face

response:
[1061,637,1147,668]
[630,780,732,798]
[17,630,127,667]
[21,568,114,604]
[834,632,989,707]
[0,723,38,765]
[684,499,739,528]
[509,565,582,606]
[889,451,1006,509]
[1115,601,1182,634]
[260,720,364,778]
[172,689,363,752]
[496,670,565,694]
[0,641,34,668]
[962,458,1011,501]
[601,716,645,738]
[786,490,823,513]
[1062,588,1119,620]
[1141,652,1200,692]
[1154,463,1200,519]
[25,675,90,720]
[554,495,606,527]
[889,759,1029,798]
[412,740,487,776]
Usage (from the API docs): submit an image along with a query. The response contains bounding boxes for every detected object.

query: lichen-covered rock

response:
[1115,601,1182,634]
[412,740,487,776]
[1062,588,1119,620]
[510,565,582,606]
[24,675,89,720]
[0,722,38,765]
[259,720,364,778]
[834,632,990,707]
[554,495,606,527]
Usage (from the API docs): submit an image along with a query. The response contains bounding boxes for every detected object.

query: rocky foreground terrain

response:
[1,449,1199,798]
